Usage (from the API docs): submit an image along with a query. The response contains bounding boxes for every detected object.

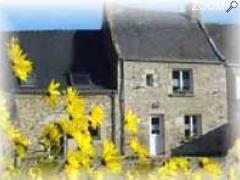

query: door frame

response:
[149,114,165,156]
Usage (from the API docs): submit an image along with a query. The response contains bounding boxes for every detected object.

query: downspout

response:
[110,91,116,143]
[119,58,125,155]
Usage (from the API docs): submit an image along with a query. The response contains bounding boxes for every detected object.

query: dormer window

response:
[69,73,92,86]
[18,73,36,87]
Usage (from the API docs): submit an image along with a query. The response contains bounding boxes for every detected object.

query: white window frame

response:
[184,114,201,139]
[173,69,193,93]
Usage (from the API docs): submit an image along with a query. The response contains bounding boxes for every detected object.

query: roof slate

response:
[2,30,114,92]
[106,4,220,62]
[206,23,240,63]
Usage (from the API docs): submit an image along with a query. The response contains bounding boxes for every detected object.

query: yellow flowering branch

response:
[7,37,33,82]
[125,109,149,159]
[101,139,122,173]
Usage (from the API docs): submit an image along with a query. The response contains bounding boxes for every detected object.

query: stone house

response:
[4,4,229,157]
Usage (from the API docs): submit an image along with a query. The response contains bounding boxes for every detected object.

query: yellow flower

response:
[125,109,139,135]
[101,139,122,173]
[64,164,80,180]
[59,117,89,137]
[28,167,43,180]
[15,145,27,159]
[158,158,190,179]
[45,80,61,108]
[6,124,30,159]
[67,150,81,168]
[66,87,79,102]
[66,150,92,172]
[59,118,74,136]
[93,170,105,180]
[90,105,104,129]
[199,157,222,178]
[191,171,203,180]
[65,87,86,120]
[73,132,95,158]
[59,117,95,169]
[128,137,148,159]
[7,37,33,81]
[0,91,30,159]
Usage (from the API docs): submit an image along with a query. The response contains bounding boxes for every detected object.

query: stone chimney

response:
[186,0,201,22]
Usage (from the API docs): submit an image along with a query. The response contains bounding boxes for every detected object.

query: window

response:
[184,115,201,140]
[89,126,100,140]
[19,73,36,87]
[70,73,92,86]
[151,117,160,134]
[146,74,154,87]
[172,69,193,94]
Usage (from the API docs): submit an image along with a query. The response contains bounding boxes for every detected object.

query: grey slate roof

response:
[206,23,240,63]
[107,4,220,62]
[2,30,115,93]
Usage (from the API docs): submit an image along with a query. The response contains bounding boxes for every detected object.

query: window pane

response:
[185,130,190,139]
[185,116,190,124]
[173,71,180,91]
[185,116,190,131]
[89,126,100,139]
[183,71,190,80]
[152,130,160,134]
[146,74,154,87]
[193,115,197,125]
[173,79,180,87]
[152,117,159,125]
[173,71,179,79]
[183,71,191,91]
[71,74,91,85]
[184,115,201,139]
[173,71,180,92]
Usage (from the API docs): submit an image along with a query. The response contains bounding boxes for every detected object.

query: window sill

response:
[169,92,194,97]
[181,136,200,143]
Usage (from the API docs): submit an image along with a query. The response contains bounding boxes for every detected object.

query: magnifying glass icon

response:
[226,1,238,13]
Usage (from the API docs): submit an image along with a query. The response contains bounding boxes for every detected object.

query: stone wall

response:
[15,61,228,157]
[227,65,240,145]
[15,94,113,154]
[123,61,228,156]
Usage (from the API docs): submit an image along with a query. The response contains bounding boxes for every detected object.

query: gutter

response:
[14,89,117,95]
[124,58,223,64]
[110,91,116,143]
[119,58,125,155]
[198,20,226,62]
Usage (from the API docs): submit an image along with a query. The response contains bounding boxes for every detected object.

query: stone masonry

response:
[123,61,227,156]
[15,94,113,155]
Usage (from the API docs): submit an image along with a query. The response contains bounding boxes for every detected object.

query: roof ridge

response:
[198,20,226,62]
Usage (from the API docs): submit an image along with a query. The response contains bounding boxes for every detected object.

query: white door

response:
[150,116,164,156]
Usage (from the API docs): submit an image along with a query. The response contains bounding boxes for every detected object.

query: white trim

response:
[179,70,183,91]
[149,115,165,156]
[236,76,240,100]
